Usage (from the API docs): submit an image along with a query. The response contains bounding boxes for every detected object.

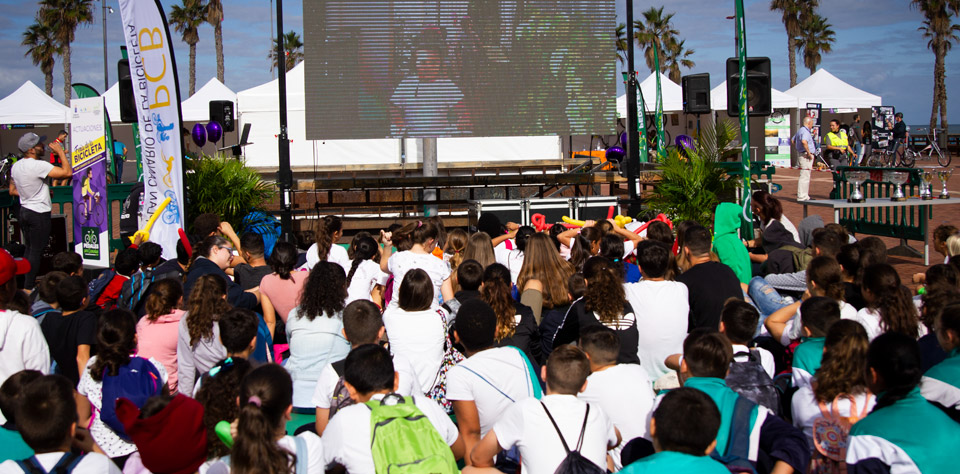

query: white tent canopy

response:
[616,72,684,116]
[0,81,67,124]
[710,81,800,111]
[236,62,561,169]
[784,69,882,109]
[182,78,236,122]
[103,82,120,122]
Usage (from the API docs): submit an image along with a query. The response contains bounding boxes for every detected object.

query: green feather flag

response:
[735,0,753,238]
[654,45,666,159]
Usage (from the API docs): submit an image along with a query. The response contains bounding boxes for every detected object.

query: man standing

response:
[9,132,73,288]
[823,120,852,168]
[850,114,862,161]
[889,112,908,157]
[794,116,818,201]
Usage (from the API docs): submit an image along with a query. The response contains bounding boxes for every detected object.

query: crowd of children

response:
[0,202,959,474]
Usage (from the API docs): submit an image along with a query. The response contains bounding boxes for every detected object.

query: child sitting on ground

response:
[0,370,42,462]
[791,297,842,390]
[40,275,97,386]
[190,308,260,397]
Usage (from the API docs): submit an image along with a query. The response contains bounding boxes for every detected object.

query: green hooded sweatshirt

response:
[713,202,752,284]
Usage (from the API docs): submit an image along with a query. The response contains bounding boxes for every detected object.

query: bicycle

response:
[865,138,914,168]
[910,127,952,167]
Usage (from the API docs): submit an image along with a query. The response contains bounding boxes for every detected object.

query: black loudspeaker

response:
[726,57,772,117]
[117,59,137,123]
[682,73,711,114]
[209,100,235,132]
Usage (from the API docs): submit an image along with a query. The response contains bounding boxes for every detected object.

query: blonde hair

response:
[947,234,960,257]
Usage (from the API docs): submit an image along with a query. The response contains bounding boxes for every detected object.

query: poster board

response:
[69,97,109,269]
[763,109,792,167]
[872,106,895,148]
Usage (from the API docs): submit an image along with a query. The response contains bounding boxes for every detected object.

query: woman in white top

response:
[383,269,448,393]
[754,190,801,243]
[303,215,350,273]
[285,262,351,408]
[765,256,858,345]
[495,226,535,285]
[792,320,875,463]
[381,220,453,307]
[345,235,388,305]
[854,263,924,341]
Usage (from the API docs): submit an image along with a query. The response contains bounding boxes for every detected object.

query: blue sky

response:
[1,0,957,125]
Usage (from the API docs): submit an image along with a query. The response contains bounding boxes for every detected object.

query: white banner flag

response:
[118,0,185,259]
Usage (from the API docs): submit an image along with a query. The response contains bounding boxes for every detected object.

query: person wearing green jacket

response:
[712,202,751,284]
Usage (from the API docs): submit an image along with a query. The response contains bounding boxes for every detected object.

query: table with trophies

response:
[802,168,956,265]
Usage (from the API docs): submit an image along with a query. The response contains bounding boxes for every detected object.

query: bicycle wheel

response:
[900,148,917,168]
[939,150,952,167]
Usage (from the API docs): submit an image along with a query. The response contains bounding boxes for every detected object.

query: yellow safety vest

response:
[826,131,849,149]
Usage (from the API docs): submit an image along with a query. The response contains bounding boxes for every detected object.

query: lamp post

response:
[102,0,114,93]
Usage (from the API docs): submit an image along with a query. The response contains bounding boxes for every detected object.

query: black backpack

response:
[328,359,353,419]
[540,402,605,474]
[726,349,781,416]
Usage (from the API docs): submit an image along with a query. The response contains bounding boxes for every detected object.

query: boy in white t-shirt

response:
[464,345,620,474]
[321,344,464,472]
[578,326,655,470]
[312,300,419,435]
[0,374,120,473]
[447,299,538,464]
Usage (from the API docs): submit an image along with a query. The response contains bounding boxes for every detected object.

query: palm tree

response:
[633,6,680,74]
[770,0,818,87]
[911,0,960,135]
[40,0,94,104]
[796,13,835,75]
[22,17,59,97]
[615,23,629,66]
[170,0,207,96]
[207,0,224,82]
[662,39,695,83]
[269,30,304,73]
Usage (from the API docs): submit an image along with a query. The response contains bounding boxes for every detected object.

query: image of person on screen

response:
[390,28,465,137]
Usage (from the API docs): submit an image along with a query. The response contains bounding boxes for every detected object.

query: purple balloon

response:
[620,132,628,147]
[192,123,206,148]
[206,121,223,143]
[605,146,626,163]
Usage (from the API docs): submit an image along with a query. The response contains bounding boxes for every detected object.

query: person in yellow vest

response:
[823,119,854,168]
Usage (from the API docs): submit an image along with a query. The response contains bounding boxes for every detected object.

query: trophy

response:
[938,168,953,199]
[921,169,935,200]
[846,170,870,203]
[884,171,908,201]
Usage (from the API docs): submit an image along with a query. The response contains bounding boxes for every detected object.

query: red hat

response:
[0,248,30,286]
[117,395,208,474]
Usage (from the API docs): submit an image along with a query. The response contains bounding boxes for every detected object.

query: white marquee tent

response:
[236,62,561,169]
[616,72,684,116]
[784,69,882,109]
[0,81,68,124]
[710,81,801,111]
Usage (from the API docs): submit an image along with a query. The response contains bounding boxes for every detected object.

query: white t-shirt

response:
[493,394,617,474]
[302,242,351,274]
[383,307,447,393]
[578,364,654,471]
[445,347,536,436]
[386,251,451,307]
[345,259,389,304]
[311,352,421,408]
[780,301,858,346]
[0,309,50,425]
[0,451,121,474]
[731,344,776,379]
[852,307,926,341]
[791,386,875,453]
[494,247,525,284]
[322,394,459,473]
[202,432,324,474]
[623,280,689,381]
[77,356,169,458]
[11,158,54,213]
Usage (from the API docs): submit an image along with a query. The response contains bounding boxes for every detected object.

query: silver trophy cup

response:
[846,170,870,203]
[921,169,935,200]
[938,168,953,199]
[884,171,908,202]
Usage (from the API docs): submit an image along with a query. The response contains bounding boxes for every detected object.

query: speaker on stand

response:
[682,73,711,135]
[117,59,137,124]
[209,100,235,149]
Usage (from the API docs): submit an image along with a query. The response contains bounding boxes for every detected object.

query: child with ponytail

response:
[922,301,960,418]
[765,256,857,345]
[846,332,960,473]
[305,215,349,273]
[380,220,453,307]
[855,263,923,341]
[480,263,540,362]
[78,309,169,464]
[224,364,323,474]
[136,278,185,392]
[345,235,388,306]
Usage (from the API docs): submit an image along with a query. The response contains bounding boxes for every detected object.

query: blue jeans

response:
[748,276,795,337]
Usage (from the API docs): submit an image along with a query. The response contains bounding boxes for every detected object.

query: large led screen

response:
[303,1,617,139]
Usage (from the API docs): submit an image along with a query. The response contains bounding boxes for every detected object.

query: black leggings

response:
[19,207,51,288]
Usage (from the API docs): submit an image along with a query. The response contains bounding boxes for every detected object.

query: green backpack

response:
[365,393,459,474]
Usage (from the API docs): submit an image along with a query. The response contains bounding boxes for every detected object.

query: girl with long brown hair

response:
[855,263,923,340]
[136,278,185,392]
[765,256,858,345]
[462,231,496,269]
[177,274,231,396]
[517,232,576,322]
[480,263,540,362]
[305,215,349,272]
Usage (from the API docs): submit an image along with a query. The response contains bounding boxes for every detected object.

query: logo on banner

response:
[71,136,107,170]
[82,227,100,259]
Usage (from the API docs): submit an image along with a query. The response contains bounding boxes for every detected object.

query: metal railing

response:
[829,166,930,242]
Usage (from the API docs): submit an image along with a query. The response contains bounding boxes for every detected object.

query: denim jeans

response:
[747,276,795,336]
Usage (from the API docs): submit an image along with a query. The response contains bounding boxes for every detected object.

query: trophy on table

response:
[845,170,870,203]
[938,168,953,199]
[884,171,908,202]
[921,169,935,200]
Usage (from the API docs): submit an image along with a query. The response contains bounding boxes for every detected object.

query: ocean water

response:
[909,124,960,135]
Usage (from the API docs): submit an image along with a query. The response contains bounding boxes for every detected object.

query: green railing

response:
[1,183,136,258]
[829,166,931,242]
[717,161,777,182]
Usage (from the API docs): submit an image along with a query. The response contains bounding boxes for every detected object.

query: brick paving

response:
[769,166,960,291]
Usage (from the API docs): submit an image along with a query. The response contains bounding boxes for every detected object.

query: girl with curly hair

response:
[177,274,231,396]
[286,261,351,408]
[480,263,540,363]
[195,357,253,459]
[78,309,169,461]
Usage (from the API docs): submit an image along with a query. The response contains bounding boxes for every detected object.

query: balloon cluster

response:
[191,121,224,147]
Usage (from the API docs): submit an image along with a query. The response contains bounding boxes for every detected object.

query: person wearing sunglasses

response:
[183,236,260,311]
